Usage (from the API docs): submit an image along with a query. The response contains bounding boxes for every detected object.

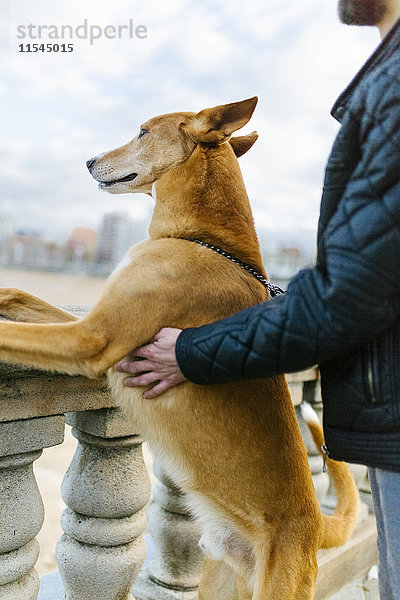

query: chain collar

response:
[186,238,285,298]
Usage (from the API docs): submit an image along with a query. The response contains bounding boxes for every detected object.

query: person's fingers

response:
[115,359,153,374]
[133,342,162,360]
[142,380,172,399]
[131,346,150,358]
[124,349,148,361]
[123,371,161,387]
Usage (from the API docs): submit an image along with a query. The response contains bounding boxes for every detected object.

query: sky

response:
[0,0,380,253]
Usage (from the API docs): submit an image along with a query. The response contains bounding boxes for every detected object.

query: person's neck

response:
[377,5,400,38]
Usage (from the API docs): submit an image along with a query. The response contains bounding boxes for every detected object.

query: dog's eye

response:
[138,128,148,139]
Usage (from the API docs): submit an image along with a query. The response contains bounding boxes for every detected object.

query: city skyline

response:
[0,211,311,288]
[0,211,148,272]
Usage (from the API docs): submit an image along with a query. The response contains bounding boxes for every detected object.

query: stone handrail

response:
[0,332,374,600]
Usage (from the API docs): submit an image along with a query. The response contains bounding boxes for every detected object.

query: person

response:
[116,1,400,598]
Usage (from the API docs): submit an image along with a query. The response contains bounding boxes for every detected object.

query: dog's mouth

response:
[99,172,138,186]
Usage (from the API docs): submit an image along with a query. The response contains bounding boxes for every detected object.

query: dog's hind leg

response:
[255,560,317,600]
[198,558,251,600]
[251,525,318,600]
[0,288,78,323]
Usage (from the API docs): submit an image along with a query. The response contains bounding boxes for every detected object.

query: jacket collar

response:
[331,17,400,122]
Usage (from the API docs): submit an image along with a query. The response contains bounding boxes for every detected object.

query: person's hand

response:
[114,327,186,399]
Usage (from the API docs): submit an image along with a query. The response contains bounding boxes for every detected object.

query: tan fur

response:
[0,97,358,599]
[306,419,360,548]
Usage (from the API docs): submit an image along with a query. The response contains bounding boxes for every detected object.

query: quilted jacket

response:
[176,19,400,471]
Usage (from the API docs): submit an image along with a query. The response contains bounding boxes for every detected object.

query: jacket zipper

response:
[388,327,399,420]
[367,347,377,403]
[321,444,329,473]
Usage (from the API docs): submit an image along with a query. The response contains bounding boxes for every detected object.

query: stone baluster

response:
[133,460,204,600]
[0,415,65,600]
[56,407,151,600]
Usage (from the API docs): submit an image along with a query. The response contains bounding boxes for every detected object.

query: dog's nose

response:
[86,157,97,171]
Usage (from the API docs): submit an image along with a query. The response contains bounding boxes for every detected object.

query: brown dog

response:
[0,98,358,599]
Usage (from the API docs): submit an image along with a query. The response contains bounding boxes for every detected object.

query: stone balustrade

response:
[0,326,376,600]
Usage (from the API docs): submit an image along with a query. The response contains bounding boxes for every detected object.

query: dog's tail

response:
[300,402,360,549]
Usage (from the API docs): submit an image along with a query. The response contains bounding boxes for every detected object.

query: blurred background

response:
[0,0,379,297]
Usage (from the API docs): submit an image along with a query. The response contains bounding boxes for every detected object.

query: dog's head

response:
[87,97,258,195]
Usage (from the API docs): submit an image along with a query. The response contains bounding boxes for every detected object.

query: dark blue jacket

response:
[176,20,400,472]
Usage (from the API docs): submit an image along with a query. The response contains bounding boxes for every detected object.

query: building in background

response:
[0,215,13,267]
[97,212,147,271]
[66,228,98,271]
[9,232,65,271]
[0,212,149,276]
[261,245,312,291]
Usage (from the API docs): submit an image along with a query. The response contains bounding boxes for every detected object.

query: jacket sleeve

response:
[175,62,400,385]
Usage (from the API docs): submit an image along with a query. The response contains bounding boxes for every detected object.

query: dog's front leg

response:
[0,290,169,378]
[0,319,108,376]
[0,257,198,377]
[0,288,78,323]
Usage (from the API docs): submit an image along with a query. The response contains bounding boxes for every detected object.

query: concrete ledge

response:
[326,571,378,600]
[0,373,113,423]
[38,571,63,600]
[0,415,65,455]
[315,515,378,600]
[38,522,378,600]
[133,568,199,600]
[0,306,115,424]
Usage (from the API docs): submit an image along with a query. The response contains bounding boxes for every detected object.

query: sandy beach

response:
[0,267,107,307]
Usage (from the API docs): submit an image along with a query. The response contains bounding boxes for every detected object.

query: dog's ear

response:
[229,131,258,157]
[186,97,258,145]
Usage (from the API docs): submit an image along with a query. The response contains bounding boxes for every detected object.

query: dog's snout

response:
[86,157,97,171]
